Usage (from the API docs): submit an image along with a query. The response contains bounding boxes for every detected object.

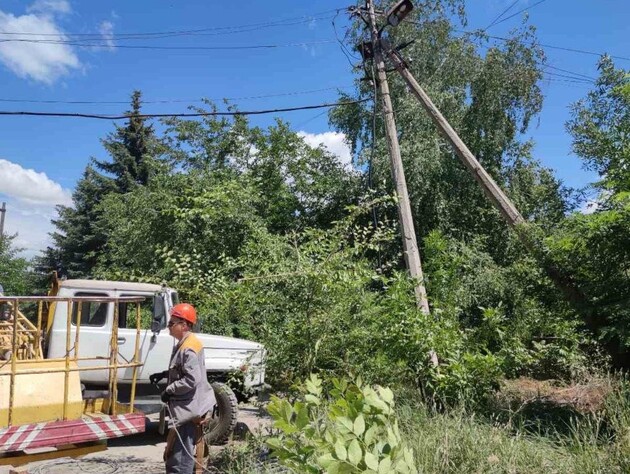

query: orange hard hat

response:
[170,303,197,325]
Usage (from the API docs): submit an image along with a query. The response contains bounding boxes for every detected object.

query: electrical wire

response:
[368,59,382,270]
[486,0,548,30]
[542,70,594,83]
[0,15,337,44]
[480,32,630,62]
[292,109,330,129]
[542,64,595,82]
[333,8,360,68]
[164,403,211,473]
[484,0,520,30]
[0,8,344,39]
[0,37,337,50]
[0,98,370,120]
[0,85,354,105]
[423,23,630,63]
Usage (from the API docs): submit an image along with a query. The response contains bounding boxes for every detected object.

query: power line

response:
[542,64,596,82]
[484,0,520,30]
[0,8,343,39]
[411,22,630,63]
[68,15,338,42]
[482,32,630,62]
[0,99,370,120]
[0,86,354,106]
[403,24,603,85]
[542,70,593,84]
[333,9,360,68]
[486,0,548,30]
[0,37,337,50]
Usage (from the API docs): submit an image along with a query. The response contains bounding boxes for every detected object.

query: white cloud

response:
[0,5,81,84]
[0,159,72,206]
[297,131,353,167]
[579,199,600,215]
[27,0,71,16]
[98,20,115,50]
[0,159,72,258]
[2,200,58,259]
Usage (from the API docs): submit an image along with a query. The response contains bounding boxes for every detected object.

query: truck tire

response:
[204,382,238,445]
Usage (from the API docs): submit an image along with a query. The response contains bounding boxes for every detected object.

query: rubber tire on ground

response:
[204,382,238,445]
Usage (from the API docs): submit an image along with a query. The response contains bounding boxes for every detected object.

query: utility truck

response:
[0,277,266,465]
[46,278,266,443]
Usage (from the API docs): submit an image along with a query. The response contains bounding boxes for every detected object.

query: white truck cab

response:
[44,279,265,443]
[47,279,266,390]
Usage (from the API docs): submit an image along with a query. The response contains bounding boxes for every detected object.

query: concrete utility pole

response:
[0,202,6,239]
[366,0,430,314]
[385,48,526,227]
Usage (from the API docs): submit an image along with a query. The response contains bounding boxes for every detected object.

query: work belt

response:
[164,414,209,474]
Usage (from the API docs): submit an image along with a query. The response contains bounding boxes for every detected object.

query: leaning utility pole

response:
[384,46,526,228]
[0,202,5,240]
[366,0,430,314]
[360,0,588,313]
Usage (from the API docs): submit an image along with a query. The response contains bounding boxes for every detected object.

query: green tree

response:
[0,235,34,296]
[163,110,360,233]
[93,112,360,304]
[331,0,571,264]
[40,90,165,278]
[546,56,630,366]
[567,56,630,195]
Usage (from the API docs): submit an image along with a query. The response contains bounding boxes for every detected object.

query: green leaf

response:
[353,414,365,436]
[377,387,394,405]
[327,461,342,474]
[364,425,378,446]
[295,403,309,430]
[348,439,362,465]
[318,453,336,468]
[335,440,347,461]
[337,416,354,434]
[305,394,321,406]
[364,452,379,471]
[378,457,392,474]
[282,400,293,424]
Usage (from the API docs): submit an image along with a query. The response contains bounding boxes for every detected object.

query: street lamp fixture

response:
[386,0,413,27]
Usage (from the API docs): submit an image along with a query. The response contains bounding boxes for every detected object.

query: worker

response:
[150,303,216,474]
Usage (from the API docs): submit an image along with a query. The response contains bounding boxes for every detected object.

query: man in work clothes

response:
[150,303,216,474]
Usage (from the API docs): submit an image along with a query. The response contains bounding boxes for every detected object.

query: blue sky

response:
[0,0,628,256]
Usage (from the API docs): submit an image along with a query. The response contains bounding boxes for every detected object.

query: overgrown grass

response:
[210,377,630,473]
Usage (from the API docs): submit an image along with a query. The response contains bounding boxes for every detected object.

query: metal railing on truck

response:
[0,295,145,427]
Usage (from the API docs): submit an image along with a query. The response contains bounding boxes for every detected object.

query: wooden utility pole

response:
[366,0,430,314]
[0,202,6,239]
[382,41,590,310]
[385,48,526,228]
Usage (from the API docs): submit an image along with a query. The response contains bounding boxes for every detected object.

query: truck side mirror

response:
[152,294,166,330]
[150,320,161,334]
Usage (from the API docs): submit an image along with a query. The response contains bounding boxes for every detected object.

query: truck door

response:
[116,292,174,382]
[49,291,112,383]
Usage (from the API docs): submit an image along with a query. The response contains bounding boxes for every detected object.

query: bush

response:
[266,374,417,474]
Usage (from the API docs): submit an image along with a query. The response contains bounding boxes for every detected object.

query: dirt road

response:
[1,404,270,474]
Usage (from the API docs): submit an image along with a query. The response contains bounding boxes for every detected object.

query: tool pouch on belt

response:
[163,413,210,465]
[194,415,208,474]
[163,428,177,462]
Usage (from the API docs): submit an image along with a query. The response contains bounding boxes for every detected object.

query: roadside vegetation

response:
[2,1,629,472]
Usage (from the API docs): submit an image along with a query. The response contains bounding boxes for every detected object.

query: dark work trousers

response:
[165,421,197,474]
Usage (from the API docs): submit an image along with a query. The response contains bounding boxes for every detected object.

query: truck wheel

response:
[204,382,238,445]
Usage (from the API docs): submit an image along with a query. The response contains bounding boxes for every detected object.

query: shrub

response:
[266,374,417,473]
